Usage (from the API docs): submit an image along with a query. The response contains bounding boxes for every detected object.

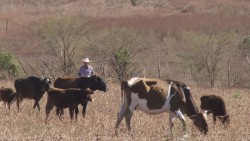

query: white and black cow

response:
[115,77,208,136]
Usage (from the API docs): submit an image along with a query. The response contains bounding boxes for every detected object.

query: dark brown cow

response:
[14,76,51,112]
[45,88,94,121]
[200,95,230,125]
[115,77,208,136]
[0,87,16,112]
[53,74,107,117]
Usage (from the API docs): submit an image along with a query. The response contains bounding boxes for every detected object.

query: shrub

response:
[0,50,23,79]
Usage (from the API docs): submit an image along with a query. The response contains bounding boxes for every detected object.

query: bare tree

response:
[180,32,234,87]
[39,17,89,75]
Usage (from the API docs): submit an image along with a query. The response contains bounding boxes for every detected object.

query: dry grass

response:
[0,81,249,140]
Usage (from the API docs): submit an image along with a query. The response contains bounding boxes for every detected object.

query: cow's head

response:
[190,111,208,135]
[41,77,52,92]
[218,115,230,125]
[90,74,108,92]
[81,88,94,103]
[180,86,208,135]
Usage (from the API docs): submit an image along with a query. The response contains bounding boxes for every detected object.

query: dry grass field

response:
[0,81,249,141]
[0,0,250,140]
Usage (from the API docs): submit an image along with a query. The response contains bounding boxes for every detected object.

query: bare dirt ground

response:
[0,81,249,141]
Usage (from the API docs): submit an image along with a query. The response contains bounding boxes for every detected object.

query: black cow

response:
[14,76,51,112]
[53,74,107,117]
[0,87,16,112]
[200,95,230,125]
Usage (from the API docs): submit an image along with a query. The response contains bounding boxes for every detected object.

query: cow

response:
[200,95,230,125]
[0,87,16,112]
[45,88,94,121]
[115,77,208,137]
[14,76,51,112]
[53,74,108,117]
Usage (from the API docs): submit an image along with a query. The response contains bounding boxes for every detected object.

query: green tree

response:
[0,50,23,79]
[112,47,131,82]
[91,28,147,83]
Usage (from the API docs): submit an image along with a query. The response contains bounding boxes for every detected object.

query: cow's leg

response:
[34,101,41,112]
[69,107,74,120]
[125,109,133,133]
[175,109,186,132]
[32,101,40,112]
[169,112,175,135]
[82,102,88,118]
[75,107,79,120]
[56,108,60,116]
[45,102,54,121]
[7,103,10,115]
[115,103,129,136]
[16,95,20,112]
[213,115,217,124]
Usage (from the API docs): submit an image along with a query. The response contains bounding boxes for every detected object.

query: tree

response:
[180,32,234,87]
[39,17,89,75]
[91,28,147,83]
[0,50,23,79]
[239,36,250,65]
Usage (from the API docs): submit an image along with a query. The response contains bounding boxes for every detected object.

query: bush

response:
[0,50,23,79]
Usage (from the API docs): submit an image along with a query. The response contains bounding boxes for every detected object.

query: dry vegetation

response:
[0,0,250,140]
[0,81,249,140]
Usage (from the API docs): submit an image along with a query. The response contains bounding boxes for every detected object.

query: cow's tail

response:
[120,81,129,106]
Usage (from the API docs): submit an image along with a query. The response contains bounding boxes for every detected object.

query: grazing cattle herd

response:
[0,74,230,137]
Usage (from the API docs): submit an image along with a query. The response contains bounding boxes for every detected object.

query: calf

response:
[45,88,94,121]
[53,74,108,118]
[200,95,230,125]
[0,87,16,112]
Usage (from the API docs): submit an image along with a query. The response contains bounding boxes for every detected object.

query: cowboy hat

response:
[82,58,91,63]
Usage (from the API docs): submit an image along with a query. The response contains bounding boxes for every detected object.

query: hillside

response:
[0,0,250,87]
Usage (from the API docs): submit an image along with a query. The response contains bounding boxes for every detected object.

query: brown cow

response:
[200,95,230,125]
[115,77,208,136]
[45,88,94,121]
[0,87,16,112]
[53,74,107,117]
